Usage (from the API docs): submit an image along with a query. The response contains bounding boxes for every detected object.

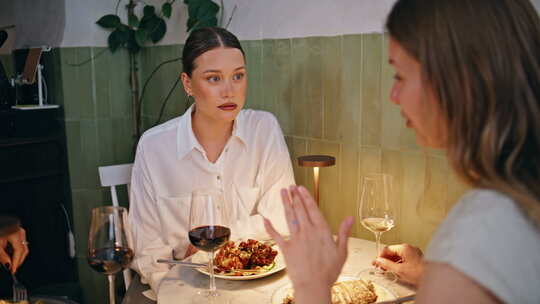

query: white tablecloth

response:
[158,237,415,303]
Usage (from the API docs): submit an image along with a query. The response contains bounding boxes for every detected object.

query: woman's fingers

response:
[297,186,327,227]
[263,217,286,248]
[337,216,354,260]
[0,245,11,271]
[289,186,312,228]
[280,188,300,234]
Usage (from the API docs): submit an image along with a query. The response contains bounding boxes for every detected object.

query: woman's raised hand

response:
[264,186,355,304]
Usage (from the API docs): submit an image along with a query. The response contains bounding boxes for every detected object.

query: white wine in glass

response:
[358,173,396,281]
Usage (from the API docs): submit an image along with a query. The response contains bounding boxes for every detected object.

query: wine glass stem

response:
[374,231,382,260]
[208,251,216,294]
[108,274,116,304]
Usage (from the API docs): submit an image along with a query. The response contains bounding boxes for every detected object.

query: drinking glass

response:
[358,173,397,281]
[188,190,231,303]
[87,206,133,304]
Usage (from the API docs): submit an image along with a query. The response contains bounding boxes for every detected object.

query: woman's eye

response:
[207,76,220,82]
[393,74,403,81]
[233,73,245,81]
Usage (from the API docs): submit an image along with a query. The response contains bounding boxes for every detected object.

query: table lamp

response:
[298,155,336,205]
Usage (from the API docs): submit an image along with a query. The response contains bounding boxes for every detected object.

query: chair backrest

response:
[98,163,134,289]
[98,163,133,207]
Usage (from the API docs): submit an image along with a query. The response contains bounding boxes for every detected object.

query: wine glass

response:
[87,206,133,304]
[188,189,231,303]
[358,173,397,281]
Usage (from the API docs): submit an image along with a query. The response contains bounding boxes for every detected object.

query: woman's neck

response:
[191,109,234,162]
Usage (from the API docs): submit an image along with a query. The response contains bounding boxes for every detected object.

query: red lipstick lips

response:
[218,102,237,111]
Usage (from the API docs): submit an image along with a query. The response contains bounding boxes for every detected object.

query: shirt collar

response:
[176,105,248,160]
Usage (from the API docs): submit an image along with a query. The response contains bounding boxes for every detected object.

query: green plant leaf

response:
[143,5,156,17]
[96,14,121,29]
[108,29,129,52]
[135,28,148,46]
[186,17,197,31]
[162,2,172,18]
[128,12,139,28]
[195,16,217,29]
[150,19,167,43]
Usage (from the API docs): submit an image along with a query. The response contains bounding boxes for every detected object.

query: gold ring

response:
[21,241,29,245]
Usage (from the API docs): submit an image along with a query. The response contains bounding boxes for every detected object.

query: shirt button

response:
[217,175,221,180]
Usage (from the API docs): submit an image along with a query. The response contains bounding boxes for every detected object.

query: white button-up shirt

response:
[128,105,295,292]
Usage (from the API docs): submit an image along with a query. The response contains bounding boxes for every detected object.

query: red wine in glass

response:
[189,190,231,303]
[87,206,133,304]
[188,225,231,252]
[88,246,134,275]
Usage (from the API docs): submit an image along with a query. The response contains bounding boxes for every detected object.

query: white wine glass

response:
[358,173,397,281]
[87,206,133,304]
[188,189,231,303]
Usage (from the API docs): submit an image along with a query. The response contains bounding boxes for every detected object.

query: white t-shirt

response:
[128,105,295,293]
[426,189,540,303]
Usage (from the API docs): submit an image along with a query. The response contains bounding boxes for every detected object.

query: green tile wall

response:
[50,31,470,303]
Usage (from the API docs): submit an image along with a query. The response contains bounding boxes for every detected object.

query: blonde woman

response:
[265,0,540,303]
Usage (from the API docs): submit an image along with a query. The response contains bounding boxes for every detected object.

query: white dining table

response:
[158,237,416,304]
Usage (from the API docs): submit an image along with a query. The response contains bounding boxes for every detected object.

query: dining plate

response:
[270,275,397,304]
[191,245,286,281]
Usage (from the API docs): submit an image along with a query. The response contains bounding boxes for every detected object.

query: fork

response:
[2,263,28,302]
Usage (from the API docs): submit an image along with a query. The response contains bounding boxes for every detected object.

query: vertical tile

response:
[243,40,264,112]
[110,48,132,119]
[381,35,403,150]
[334,35,362,144]
[400,151,436,249]
[291,37,323,138]
[284,136,308,187]
[322,36,344,141]
[340,143,360,237]
[65,121,83,189]
[112,117,136,164]
[361,34,382,147]
[77,48,97,120]
[307,140,341,232]
[59,48,80,120]
[80,120,100,189]
[417,154,449,225]
[359,146,382,175]
[262,39,294,134]
[97,119,114,166]
[93,47,111,119]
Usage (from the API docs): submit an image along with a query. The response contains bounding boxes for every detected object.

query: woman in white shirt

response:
[264,0,540,303]
[129,27,294,294]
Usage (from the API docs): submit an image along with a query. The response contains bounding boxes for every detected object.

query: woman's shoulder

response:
[426,189,540,303]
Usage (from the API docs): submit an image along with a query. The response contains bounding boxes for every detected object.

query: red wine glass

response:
[87,206,133,304]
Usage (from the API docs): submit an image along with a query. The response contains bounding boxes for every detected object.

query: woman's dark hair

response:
[182,27,245,76]
[386,0,540,224]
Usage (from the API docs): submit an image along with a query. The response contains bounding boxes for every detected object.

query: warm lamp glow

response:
[297,155,336,205]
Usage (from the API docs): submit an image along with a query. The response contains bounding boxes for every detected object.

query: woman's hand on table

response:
[0,228,29,273]
[373,243,424,286]
[264,186,355,304]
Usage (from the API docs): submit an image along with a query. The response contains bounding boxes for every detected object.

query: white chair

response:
[98,163,134,289]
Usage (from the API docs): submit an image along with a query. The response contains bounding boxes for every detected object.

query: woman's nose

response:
[221,80,234,97]
[390,84,399,105]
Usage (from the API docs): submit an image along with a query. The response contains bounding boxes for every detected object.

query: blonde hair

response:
[387,0,540,224]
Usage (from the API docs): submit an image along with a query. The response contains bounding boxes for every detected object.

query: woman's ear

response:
[180,72,192,96]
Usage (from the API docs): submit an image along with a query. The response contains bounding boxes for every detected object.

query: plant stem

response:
[127,0,141,154]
